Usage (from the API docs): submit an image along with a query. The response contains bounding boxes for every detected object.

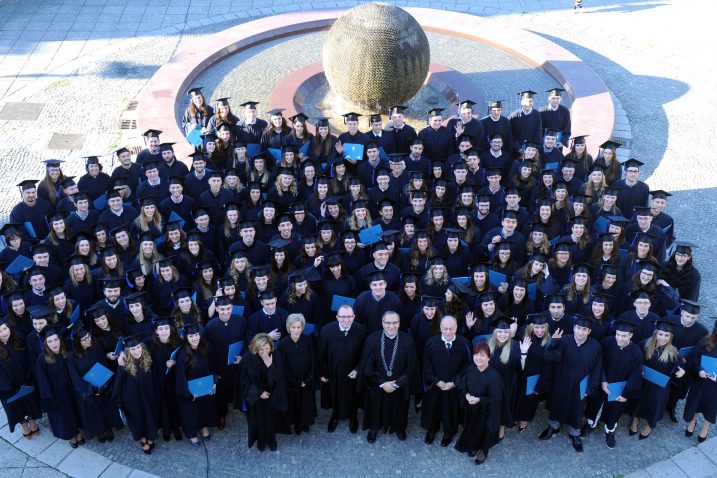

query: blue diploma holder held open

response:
[7,385,35,404]
[488,270,507,288]
[93,194,108,211]
[701,355,717,377]
[268,148,283,163]
[606,381,627,401]
[82,363,114,387]
[188,375,215,397]
[343,143,364,161]
[4,255,34,275]
[641,365,670,388]
[232,305,244,316]
[169,211,185,230]
[247,143,261,157]
[186,126,203,148]
[358,225,383,246]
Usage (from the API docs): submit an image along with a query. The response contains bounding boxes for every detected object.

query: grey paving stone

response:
[35,440,73,468]
[697,438,717,466]
[57,448,111,478]
[645,460,689,478]
[671,447,716,478]
[98,462,133,478]
[46,133,86,150]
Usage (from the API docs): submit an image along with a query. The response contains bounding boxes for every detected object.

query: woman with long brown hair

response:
[37,159,66,206]
[181,87,214,136]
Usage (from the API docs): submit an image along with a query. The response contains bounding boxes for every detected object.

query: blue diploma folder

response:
[679,346,694,359]
[6,385,35,404]
[488,270,507,288]
[70,306,81,325]
[23,222,36,238]
[343,143,364,161]
[544,161,559,171]
[113,336,125,357]
[188,375,215,397]
[579,375,589,399]
[472,334,491,346]
[227,341,244,365]
[247,143,261,157]
[82,362,114,387]
[607,381,627,401]
[232,305,244,316]
[701,356,717,376]
[4,255,34,275]
[358,225,383,245]
[642,365,670,387]
[526,374,540,395]
[527,282,537,301]
[303,323,315,335]
[453,276,470,285]
[268,148,283,162]
[166,347,181,374]
[331,295,355,312]
[169,211,185,230]
[299,141,310,156]
[186,126,203,147]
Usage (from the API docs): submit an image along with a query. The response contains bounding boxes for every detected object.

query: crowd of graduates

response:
[0,86,714,464]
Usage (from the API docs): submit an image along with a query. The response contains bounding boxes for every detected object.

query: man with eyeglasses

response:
[317,305,367,435]
[359,310,420,443]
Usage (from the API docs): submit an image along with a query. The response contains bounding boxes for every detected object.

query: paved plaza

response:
[1,0,717,476]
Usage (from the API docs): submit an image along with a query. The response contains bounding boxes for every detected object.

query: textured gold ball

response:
[322,3,430,110]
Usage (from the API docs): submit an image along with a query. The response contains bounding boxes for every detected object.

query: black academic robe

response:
[659,262,700,302]
[175,346,218,437]
[238,350,289,448]
[544,334,602,429]
[137,148,162,169]
[612,179,649,218]
[317,321,367,418]
[97,206,139,232]
[683,341,717,423]
[354,291,402,334]
[356,262,402,292]
[246,308,289,341]
[359,331,421,433]
[454,365,506,454]
[385,124,417,155]
[203,314,247,415]
[540,105,571,144]
[236,118,268,145]
[67,344,122,439]
[112,362,159,441]
[183,171,210,201]
[420,335,471,434]
[110,163,144,196]
[278,334,317,431]
[181,105,214,136]
[10,199,54,241]
[278,292,323,330]
[448,117,485,152]
[418,126,453,161]
[636,343,681,427]
[0,341,43,433]
[149,340,181,437]
[65,210,100,235]
[585,338,643,428]
[509,108,542,152]
[514,335,551,422]
[198,188,235,226]
[35,353,82,440]
[77,173,112,202]
[488,340,522,426]
[136,180,170,205]
[158,195,196,226]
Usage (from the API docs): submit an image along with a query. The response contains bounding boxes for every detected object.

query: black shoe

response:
[639,432,650,440]
[257,442,265,452]
[571,435,584,452]
[163,434,171,442]
[98,436,106,444]
[424,431,435,444]
[440,434,453,447]
[174,429,183,441]
[69,440,79,449]
[367,429,377,443]
[269,440,277,451]
[396,430,406,441]
[628,425,638,437]
[539,426,559,440]
[107,431,114,442]
[327,417,338,433]
[606,431,616,449]
[685,427,694,437]
[698,434,707,443]
[580,423,595,438]
[669,406,678,423]
[349,416,358,434]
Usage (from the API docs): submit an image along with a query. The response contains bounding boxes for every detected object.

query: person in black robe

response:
[631,317,685,438]
[317,304,366,433]
[448,100,486,152]
[158,176,196,226]
[683,323,717,442]
[98,190,139,232]
[659,242,701,302]
[110,147,144,197]
[514,313,551,431]
[174,322,218,445]
[66,324,122,442]
[480,100,513,155]
[383,105,417,155]
[113,335,160,453]
[421,316,470,446]
[612,159,649,218]
[667,300,708,421]
[246,289,289,341]
[418,109,453,160]
[278,272,323,330]
[359,310,421,443]
[539,88,571,147]
[203,296,246,429]
[35,326,84,446]
[238,332,288,451]
[78,156,112,202]
[509,91,543,152]
[146,317,184,443]
[181,87,214,136]
[487,317,522,440]
[354,271,402,333]
[454,341,506,464]
[236,101,268,145]
[539,315,602,452]
[0,317,42,439]
[277,314,316,434]
[580,317,643,448]
[10,180,54,242]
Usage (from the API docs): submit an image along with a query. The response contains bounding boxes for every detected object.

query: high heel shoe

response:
[698,434,708,443]
[685,428,694,437]
[638,431,650,440]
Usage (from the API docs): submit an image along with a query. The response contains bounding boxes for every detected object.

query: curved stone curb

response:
[137,7,614,161]
[0,404,158,478]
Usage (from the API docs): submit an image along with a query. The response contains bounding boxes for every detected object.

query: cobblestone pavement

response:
[1,0,717,477]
